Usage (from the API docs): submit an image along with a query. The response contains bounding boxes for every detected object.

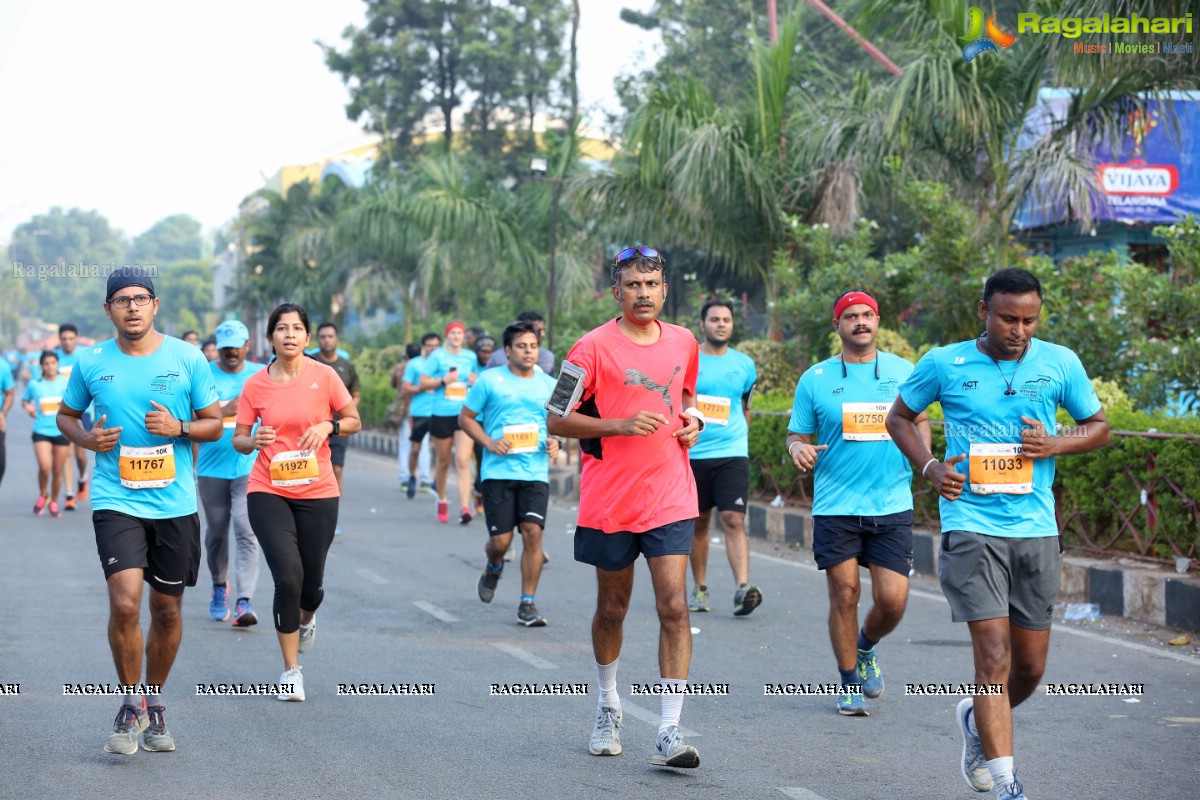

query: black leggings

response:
[247,493,339,633]
[0,430,6,488]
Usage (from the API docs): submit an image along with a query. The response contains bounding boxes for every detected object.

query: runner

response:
[786,289,931,716]
[23,351,71,517]
[0,354,13,489]
[546,245,704,769]
[313,322,360,499]
[686,300,762,616]
[886,268,1110,800]
[55,323,91,510]
[401,332,439,498]
[233,303,359,702]
[182,331,200,347]
[419,322,478,524]
[197,320,264,626]
[485,310,555,374]
[461,321,560,626]
[57,266,222,755]
[201,339,218,362]
[471,334,497,516]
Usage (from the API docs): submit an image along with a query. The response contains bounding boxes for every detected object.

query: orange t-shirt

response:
[237,358,354,499]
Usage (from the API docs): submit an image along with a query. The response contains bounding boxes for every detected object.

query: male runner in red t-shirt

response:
[547,245,704,769]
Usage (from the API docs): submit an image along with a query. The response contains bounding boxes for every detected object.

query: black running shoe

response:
[517,601,547,627]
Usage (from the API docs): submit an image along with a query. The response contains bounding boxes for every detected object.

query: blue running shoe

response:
[209,583,230,622]
[837,684,868,716]
[406,476,417,499]
[957,698,993,792]
[232,598,258,627]
[994,776,1026,800]
[856,647,884,698]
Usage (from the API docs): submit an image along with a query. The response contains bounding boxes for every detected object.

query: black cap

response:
[106,266,155,301]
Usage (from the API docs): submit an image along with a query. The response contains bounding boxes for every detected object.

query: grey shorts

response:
[938,531,1063,630]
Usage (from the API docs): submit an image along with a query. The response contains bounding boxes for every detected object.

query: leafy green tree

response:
[131,214,204,265]
[154,259,215,338]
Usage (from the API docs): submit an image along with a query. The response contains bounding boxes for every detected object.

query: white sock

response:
[987,756,1014,789]
[658,678,686,735]
[596,659,619,710]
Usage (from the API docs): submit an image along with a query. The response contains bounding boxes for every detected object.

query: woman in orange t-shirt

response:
[233,303,360,702]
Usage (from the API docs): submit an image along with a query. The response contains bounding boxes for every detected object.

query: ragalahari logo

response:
[960,7,1016,62]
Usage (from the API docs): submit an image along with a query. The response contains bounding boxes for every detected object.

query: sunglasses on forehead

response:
[614,246,661,265]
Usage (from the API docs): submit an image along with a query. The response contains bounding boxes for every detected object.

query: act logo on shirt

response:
[99,374,115,383]
[832,387,845,396]
[151,372,181,395]
[962,380,980,390]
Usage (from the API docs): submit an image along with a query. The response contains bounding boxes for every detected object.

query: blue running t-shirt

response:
[404,355,436,418]
[25,375,70,437]
[423,347,478,417]
[197,360,265,480]
[899,338,1101,538]
[464,367,557,482]
[63,335,219,519]
[689,348,758,460]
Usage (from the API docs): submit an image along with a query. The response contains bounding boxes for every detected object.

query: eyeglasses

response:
[108,293,155,309]
[614,246,660,265]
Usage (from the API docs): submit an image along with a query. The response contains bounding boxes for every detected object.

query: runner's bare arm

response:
[459,406,509,455]
[547,409,666,439]
[1020,410,1110,460]
[58,406,123,453]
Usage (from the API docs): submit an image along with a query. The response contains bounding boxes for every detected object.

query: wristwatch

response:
[180,419,190,438]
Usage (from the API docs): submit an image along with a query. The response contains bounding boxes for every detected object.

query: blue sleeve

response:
[423,351,442,377]
[190,350,219,410]
[788,370,816,434]
[403,362,419,384]
[0,364,12,391]
[62,362,92,412]
[1060,350,1102,421]
[22,382,34,403]
[464,373,489,415]
[899,349,941,413]
[744,357,758,402]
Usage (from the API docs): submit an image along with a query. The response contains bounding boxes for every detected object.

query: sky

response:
[0,0,657,247]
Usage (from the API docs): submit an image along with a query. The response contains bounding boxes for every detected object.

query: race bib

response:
[969,442,1033,495]
[220,398,237,429]
[269,450,319,487]
[696,394,732,426]
[841,402,891,441]
[445,381,468,400]
[59,365,73,379]
[119,444,176,489]
[502,423,540,454]
[39,395,63,416]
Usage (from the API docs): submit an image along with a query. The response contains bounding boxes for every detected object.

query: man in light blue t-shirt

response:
[460,321,560,627]
[55,323,93,510]
[686,300,762,617]
[197,320,265,627]
[0,357,13,488]
[400,332,439,498]
[420,322,479,524]
[886,268,1109,800]
[57,267,222,757]
[787,289,931,718]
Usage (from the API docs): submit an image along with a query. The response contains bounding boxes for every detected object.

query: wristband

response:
[683,407,706,432]
[329,418,340,437]
[921,457,937,478]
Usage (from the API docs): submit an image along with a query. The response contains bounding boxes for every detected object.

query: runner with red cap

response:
[419,322,480,523]
[785,288,931,717]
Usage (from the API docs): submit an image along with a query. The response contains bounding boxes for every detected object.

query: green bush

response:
[357,375,395,430]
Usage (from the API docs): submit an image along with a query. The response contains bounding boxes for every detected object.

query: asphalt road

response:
[0,407,1196,800]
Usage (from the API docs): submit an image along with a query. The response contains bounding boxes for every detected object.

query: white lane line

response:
[355,568,389,585]
[727,545,1199,665]
[778,788,833,800]
[412,600,459,623]
[619,700,699,738]
[492,642,559,670]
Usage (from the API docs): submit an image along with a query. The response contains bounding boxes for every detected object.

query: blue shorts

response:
[812,511,913,576]
[574,519,694,572]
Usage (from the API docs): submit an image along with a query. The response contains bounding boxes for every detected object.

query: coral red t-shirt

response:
[237,358,353,499]
[565,318,699,533]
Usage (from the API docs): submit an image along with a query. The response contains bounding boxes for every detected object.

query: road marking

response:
[778,788,832,800]
[355,568,388,585]
[620,700,699,738]
[413,601,459,623]
[492,642,558,670]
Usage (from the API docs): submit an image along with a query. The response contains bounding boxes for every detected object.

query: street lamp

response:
[531,157,565,351]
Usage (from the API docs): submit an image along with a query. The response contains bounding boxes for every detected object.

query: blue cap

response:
[106,266,155,301]
[214,320,250,349]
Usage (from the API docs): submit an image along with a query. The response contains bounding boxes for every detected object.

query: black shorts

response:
[812,511,914,576]
[429,414,460,439]
[93,510,201,596]
[574,519,694,572]
[690,456,749,514]
[482,479,549,536]
[328,436,347,467]
[410,416,431,443]
[32,432,70,447]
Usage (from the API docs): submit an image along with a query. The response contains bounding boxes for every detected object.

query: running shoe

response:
[277,666,305,702]
[104,702,147,755]
[422,481,436,494]
[837,684,868,716]
[478,568,501,603]
[77,475,89,500]
[733,583,762,616]
[460,506,472,525]
[436,499,449,523]
[141,704,175,752]
[406,476,417,499]
[64,494,77,511]
[957,697,993,792]
[994,777,1026,800]
[650,725,700,768]
[232,598,258,627]
[48,501,61,518]
[209,583,230,622]
[298,618,317,654]
[589,706,622,756]
[474,492,484,517]
[517,601,547,627]
[688,585,710,612]
[857,647,884,698]
[33,495,47,516]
